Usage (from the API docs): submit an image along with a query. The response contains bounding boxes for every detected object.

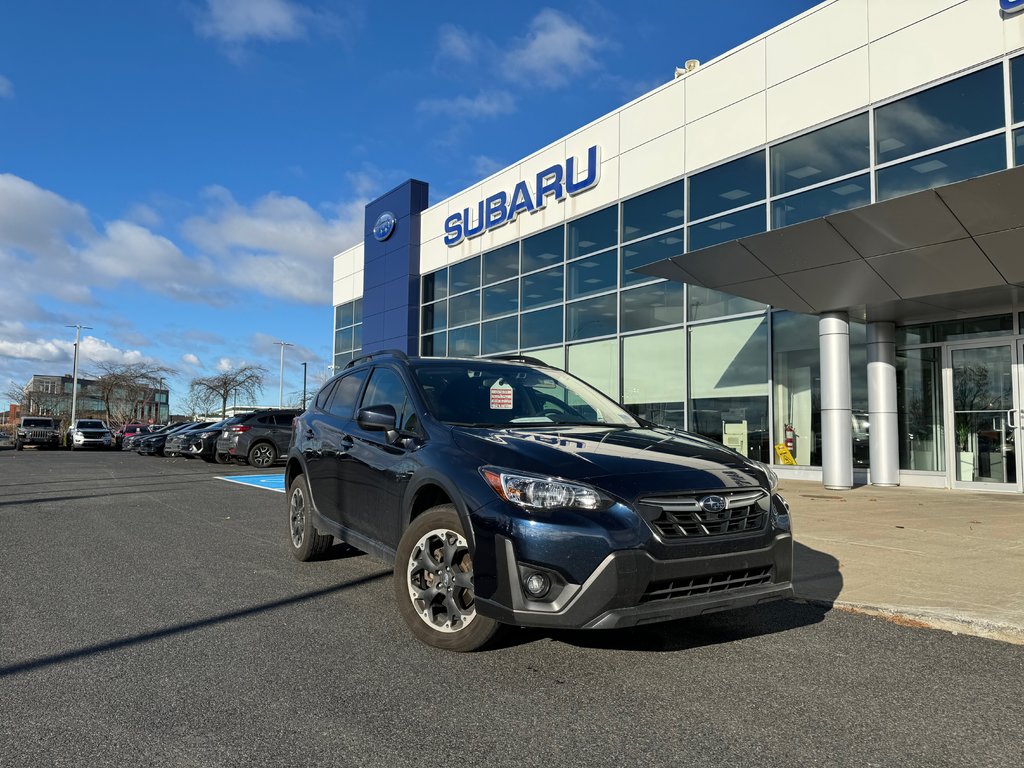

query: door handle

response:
[1008,409,1019,430]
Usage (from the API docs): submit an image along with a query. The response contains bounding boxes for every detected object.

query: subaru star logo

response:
[698,495,727,515]
[1002,0,1024,13]
[373,211,396,242]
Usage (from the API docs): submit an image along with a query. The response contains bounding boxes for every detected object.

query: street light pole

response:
[65,324,93,430]
[301,362,308,409]
[274,341,293,408]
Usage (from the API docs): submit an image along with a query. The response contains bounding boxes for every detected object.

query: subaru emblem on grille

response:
[699,495,727,514]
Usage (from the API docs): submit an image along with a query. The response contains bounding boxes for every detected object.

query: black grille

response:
[641,488,767,539]
[641,566,773,603]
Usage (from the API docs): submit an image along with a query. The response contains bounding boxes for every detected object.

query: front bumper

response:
[72,435,112,448]
[476,534,792,629]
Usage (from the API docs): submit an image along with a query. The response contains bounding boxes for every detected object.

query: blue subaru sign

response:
[373,211,397,241]
[1002,0,1024,13]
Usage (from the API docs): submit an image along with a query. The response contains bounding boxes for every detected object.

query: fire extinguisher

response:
[784,423,796,454]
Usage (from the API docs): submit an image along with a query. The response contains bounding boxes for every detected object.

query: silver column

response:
[867,321,899,486]
[819,312,853,489]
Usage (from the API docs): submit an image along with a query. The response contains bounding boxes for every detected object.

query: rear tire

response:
[248,442,277,468]
[15,441,23,451]
[393,504,501,652]
[214,452,233,465]
[287,475,332,561]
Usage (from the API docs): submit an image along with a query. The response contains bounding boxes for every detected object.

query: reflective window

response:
[448,325,480,357]
[772,175,870,228]
[521,306,563,349]
[566,294,617,341]
[1012,54,1024,123]
[876,135,1005,202]
[568,206,617,259]
[448,290,480,327]
[771,311,821,466]
[422,268,447,303]
[622,181,685,241]
[335,302,353,329]
[352,299,362,325]
[567,249,617,300]
[875,65,1003,163]
[623,329,686,428]
[421,301,447,333]
[568,339,619,400]
[482,316,518,355]
[334,327,353,353]
[689,204,766,251]
[529,346,565,368]
[689,151,766,221]
[421,332,446,356]
[361,367,415,432]
[621,228,684,287]
[1014,127,1024,167]
[522,226,565,273]
[771,114,869,196]
[352,325,361,351]
[934,315,1012,341]
[482,280,518,319]
[620,281,684,333]
[328,370,368,419]
[483,243,519,285]
[449,256,480,294]
[521,265,563,310]
[688,286,765,322]
[897,348,944,472]
[689,316,769,462]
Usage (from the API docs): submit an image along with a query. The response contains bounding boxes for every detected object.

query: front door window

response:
[950,345,1016,486]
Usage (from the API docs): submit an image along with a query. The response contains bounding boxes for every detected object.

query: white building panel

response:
[685,40,766,123]
[619,79,685,153]
[685,92,767,173]
[766,0,868,87]
[869,1,1004,102]
[618,126,686,199]
[564,157,620,221]
[419,235,446,274]
[867,0,963,41]
[333,273,355,305]
[564,114,620,172]
[767,47,870,142]
[1002,4,1024,53]
[517,141,569,238]
[418,204,449,258]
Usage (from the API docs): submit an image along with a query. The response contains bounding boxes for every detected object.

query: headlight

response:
[198,431,216,438]
[758,462,779,493]
[480,467,608,511]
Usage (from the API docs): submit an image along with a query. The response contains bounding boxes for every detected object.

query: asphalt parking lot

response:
[2,449,1022,768]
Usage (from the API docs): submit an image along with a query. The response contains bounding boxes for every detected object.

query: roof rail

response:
[490,354,550,367]
[345,349,410,369]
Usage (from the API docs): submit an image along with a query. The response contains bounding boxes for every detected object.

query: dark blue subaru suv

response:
[286,351,792,651]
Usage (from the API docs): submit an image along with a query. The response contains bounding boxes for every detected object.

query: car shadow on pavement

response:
[492,541,843,653]
[0,571,390,679]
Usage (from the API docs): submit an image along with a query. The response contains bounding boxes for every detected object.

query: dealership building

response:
[333,0,1024,493]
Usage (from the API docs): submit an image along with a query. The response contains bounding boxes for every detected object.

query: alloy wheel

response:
[290,486,305,548]
[406,528,477,633]
[251,444,274,468]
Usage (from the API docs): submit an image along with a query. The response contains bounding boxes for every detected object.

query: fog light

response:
[523,572,550,599]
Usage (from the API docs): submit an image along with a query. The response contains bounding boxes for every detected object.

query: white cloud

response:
[125,203,162,228]
[182,353,202,367]
[182,187,365,304]
[502,9,602,88]
[216,357,234,373]
[0,334,144,367]
[0,75,13,99]
[471,155,504,178]
[418,91,517,119]
[194,0,309,44]
[436,24,483,65]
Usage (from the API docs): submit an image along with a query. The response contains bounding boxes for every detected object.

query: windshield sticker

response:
[489,380,514,410]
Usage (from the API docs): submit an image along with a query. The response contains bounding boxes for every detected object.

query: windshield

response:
[23,419,52,428]
[78,420,105,429]
[413,362,639,428]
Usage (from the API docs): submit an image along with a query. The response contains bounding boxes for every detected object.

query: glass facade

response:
[333,298,362,369]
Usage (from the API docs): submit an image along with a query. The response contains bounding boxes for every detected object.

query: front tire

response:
[214,451,232,465]
[287,475,332,561]
[15,440,23,451]
[393,504,501,652]
[248,442,277,468]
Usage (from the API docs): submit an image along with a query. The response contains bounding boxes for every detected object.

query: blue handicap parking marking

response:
[217,474,286,493]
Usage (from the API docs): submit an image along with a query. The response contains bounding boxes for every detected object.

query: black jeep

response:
[15,417,62,450]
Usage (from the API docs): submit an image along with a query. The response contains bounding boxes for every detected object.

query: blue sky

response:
[0,0,817,411]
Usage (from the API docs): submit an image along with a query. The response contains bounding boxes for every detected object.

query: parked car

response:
[183,417,242,464]
[285,351,793,652]
[15,416,62,450]
[116,423,154,449]
[217,409,299,468]
[123,424,170,451]
[138,422,209,457]
[67,419,113,450]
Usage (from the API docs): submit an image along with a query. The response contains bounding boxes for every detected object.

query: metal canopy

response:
[636,165,1024,322]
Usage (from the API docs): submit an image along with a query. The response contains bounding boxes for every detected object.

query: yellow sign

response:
[774,443,797,465]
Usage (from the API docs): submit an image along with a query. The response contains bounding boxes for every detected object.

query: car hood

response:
[450,425,769,499]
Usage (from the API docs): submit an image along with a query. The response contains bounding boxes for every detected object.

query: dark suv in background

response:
[15,417,62,450]
[285,351,793,652]
[217,409,299,468]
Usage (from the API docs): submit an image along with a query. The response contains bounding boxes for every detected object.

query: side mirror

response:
[357,404,398,443]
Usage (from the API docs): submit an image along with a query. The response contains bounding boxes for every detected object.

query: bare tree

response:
[181,386,217,419]
[90,362,176,427]
[189,364,266,417]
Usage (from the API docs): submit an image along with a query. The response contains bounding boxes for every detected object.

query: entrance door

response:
[944,341,1021,491]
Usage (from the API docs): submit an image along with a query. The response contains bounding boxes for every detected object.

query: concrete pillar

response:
[867,322,899,486]
[819,312,853,490]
